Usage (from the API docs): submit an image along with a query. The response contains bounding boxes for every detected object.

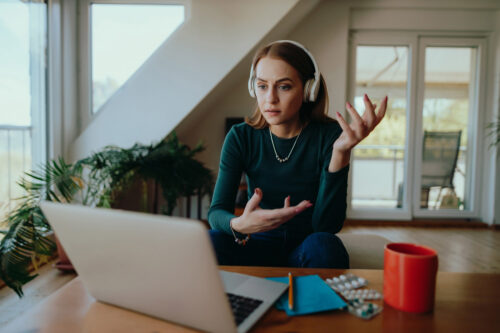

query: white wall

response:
[70,0,325,160]
[175,77,254,173]
[175,0,500,224]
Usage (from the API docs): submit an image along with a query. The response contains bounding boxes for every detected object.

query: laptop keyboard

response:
[226,293,263,325]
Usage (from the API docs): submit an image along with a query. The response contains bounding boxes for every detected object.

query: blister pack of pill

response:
[347,299,382,320]
[341,288,382,301]
[325,273,367,292]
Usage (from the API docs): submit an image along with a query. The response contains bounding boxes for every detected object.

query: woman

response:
[208,40,387,268]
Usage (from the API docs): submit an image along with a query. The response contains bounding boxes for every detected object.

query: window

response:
[0,0,47,227]
[84,1,185,114]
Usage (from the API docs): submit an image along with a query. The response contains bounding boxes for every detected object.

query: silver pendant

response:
[269,127,301,164]
[276,156,288,163]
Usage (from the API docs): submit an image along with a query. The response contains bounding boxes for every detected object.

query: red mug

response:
[383,243,438,313]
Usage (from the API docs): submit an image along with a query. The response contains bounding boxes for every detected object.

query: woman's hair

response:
[246,41,335,128]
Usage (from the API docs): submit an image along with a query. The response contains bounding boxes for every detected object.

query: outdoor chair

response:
[420,130,462,208]
[397,130,462,209]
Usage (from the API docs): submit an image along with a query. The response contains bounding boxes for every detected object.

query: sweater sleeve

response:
[310,124,350,234]
[207,127,245,234]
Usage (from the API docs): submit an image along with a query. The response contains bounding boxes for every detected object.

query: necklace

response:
[269,127,302,163]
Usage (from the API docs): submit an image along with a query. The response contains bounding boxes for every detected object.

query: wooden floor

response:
[340,225,500,273]
[0,225,498,328]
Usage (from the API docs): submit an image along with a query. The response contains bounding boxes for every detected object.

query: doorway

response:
[348,32,485,220]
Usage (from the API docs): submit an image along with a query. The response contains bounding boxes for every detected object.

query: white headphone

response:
[248,40,321,102]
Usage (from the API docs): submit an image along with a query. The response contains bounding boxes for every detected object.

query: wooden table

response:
[3,267,500,333]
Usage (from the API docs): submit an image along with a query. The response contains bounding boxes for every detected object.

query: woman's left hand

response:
[327,94,387,172]
[333,94,388,153]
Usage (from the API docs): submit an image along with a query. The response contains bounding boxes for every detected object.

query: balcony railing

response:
[352,144,467,207]
[0,125,32,222]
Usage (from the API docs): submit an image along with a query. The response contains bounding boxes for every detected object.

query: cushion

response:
[337,233,391,269]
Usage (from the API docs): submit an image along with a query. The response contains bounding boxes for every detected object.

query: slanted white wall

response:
[70,0,322,160]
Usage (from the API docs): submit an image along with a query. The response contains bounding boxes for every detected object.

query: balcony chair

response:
[420,130,462,209]
[396,130,462,209]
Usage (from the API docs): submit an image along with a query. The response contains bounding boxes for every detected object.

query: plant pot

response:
[54,234,75,272]
[111,177,158,213]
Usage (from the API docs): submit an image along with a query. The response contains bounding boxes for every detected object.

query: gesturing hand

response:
[230,188,313,234]
[333,94,388,153]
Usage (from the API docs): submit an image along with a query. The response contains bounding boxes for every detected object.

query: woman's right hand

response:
[230,188,313,234]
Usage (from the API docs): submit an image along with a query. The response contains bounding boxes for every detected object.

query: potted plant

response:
[0,132,213,297]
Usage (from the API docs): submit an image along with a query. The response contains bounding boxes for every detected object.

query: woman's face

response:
[254,56,304,128]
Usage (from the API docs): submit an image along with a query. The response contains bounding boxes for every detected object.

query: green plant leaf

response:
[0,204,56,297]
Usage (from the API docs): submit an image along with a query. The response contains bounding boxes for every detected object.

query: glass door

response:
[347,33,417,220]
[351,46,409,208]
[348,33,484,220]
[413,38,484,218]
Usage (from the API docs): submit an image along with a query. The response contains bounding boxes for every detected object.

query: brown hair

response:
[246,41,334,128]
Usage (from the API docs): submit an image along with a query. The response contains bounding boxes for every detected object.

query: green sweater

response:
[208,121,349,236]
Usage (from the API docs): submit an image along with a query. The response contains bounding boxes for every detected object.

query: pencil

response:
[288,272,294,310]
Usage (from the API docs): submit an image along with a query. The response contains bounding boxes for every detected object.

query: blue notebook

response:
[267,274,347,316]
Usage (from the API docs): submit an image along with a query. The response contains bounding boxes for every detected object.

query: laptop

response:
[41,202,288,333]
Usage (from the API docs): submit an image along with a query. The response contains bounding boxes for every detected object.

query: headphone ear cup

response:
[309,79,319,102]
[305,78,320,102]
[248,77,256,98]
[303,79,313,102]
[304,79,315,102]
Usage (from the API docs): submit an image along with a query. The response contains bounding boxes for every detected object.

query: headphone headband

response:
[248,40,321,102]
